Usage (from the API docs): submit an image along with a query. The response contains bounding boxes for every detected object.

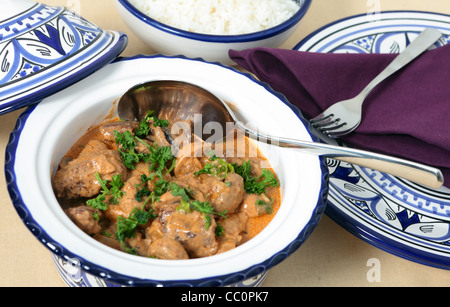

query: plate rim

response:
[294,9,450,51]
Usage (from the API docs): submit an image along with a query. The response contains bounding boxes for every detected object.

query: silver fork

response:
[310,28,443,138]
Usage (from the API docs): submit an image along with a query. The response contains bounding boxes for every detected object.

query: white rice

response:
[129,0,301,35]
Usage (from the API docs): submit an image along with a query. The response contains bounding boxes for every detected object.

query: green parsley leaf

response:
[86,193,107,211]
[190,200,227,230]
[135,110,169,139]
[256,198,274,215]
[135,111,153,139]
[194,155,234,180]
[115,207,156,254]
[215,225,224,237]
[114,130,136,151]
[135,173,170,205]
[109,174,126,204]
[134,137,175,179]
[86,173,125,211]
[233,160,279,195]
[169,182,192,202]
[114,130,142,169]
[176,199,191,213]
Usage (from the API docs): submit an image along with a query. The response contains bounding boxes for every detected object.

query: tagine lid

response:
[0,0,128,115]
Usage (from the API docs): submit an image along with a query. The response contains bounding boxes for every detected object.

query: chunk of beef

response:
[216,212,248,254]
[65,206,102,235]
[130,161,151,178]
[174,156,202,178]
[184,173,244,214]
[159,210,218,258]
[94,233,122,251]
[98,121,139,147]
[125,232,152,256]
[145,218,165,242]
[53,139,127,199]
[152,181,205,215]
[239,193,272,217]
[173,139,204,178]
[152,191,181,215]
[149,237,189,260]
[149,126,171,148]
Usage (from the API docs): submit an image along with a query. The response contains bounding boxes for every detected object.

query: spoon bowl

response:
[117,80,444,189]
[118,80,232,142]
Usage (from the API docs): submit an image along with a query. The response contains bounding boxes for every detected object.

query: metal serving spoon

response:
[117,80,444,189]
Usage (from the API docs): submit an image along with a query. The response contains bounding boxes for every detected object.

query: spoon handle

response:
[240,124,444,189]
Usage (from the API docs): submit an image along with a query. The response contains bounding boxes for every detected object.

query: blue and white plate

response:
[0,0,128,115]
[295,11,450,270]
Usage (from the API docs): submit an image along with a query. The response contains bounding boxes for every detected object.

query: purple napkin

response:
[229,45,450,188]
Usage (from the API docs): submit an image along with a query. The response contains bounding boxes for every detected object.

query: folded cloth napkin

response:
[229,45,450,188]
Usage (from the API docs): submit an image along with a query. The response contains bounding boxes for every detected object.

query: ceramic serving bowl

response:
[113,0,311,65]
[5,54,328,287]
[0,0,127,116]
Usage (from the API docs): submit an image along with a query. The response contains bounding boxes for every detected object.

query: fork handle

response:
[358,28,443,99]
[243,126,444,189]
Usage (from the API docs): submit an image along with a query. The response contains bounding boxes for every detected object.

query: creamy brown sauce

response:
[53,115,280,259]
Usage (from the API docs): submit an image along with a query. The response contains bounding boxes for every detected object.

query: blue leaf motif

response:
[404,222,450,242]
[15,37,65,64]
[34,23,67,56]
[0,41,20,83]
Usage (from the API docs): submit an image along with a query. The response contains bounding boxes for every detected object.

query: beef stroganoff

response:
[53,109,280,260]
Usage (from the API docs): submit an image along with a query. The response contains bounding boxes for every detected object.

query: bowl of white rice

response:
[113,0,311,65]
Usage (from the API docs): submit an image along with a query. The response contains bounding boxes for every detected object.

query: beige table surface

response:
[1,0,450,287]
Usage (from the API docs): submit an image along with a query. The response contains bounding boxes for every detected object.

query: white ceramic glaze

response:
[6,55,328,286]
[0,0,35,20]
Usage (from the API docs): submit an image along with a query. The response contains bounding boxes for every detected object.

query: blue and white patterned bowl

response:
[113,0,311,65]
[0,0,128,115]
[5,54,328,287]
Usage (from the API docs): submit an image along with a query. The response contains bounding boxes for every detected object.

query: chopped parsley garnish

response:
[190,200,227,230]
[194,153,234,180]
[114,110,174,172]
[170,182,227,230]
[233,160,279,195]
[114,130,142,169]
[134,173,170,205]
[169,182,192,202]
[115,207,156,254]
[256,198,274,215]
[114,131,175,175]
[135,110,169,139]
[215,225,224,237]
[86,173,125,211]
[142,141,176,179]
